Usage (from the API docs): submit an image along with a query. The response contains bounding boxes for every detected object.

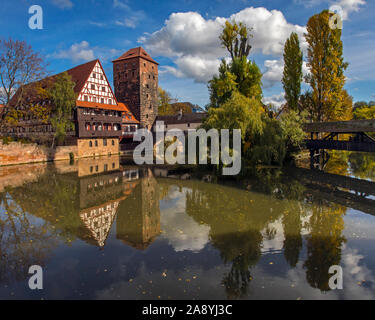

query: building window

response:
[104,164,108,171]
[100,75,104,80]
[95,140,98,147]
[187,123,190,127]
[91,84,95,90]
[86,123,91,131]
[93,73,96,78]
[89,141,93,147]
[112,140,115,146]
[84,95,88,101]
[90,166,93,173]
[101,98,104,104]
[102,87,106,92]
[108,99,112,105]
[95,165,98,172]
[112,163,115,169]
[93,97,97,102]
[103,139,107,146]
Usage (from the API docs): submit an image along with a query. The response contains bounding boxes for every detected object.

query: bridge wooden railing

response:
[303,119,375,133]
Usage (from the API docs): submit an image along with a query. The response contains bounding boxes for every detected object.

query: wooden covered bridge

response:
[303,119,375,169]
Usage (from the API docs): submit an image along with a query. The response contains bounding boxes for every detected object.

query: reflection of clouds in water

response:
[160,185,210,253]
[261,218,285,253]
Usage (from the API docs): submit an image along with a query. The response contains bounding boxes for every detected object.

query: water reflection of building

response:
[77,157,139,247]
[116,168,160,250]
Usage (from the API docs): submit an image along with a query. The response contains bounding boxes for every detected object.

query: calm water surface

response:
[0,152,375,300]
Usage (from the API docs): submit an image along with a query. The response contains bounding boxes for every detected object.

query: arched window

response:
[95,140,98,147]
[89,141,93,147]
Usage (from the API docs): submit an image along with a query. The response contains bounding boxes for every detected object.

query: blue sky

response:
[0,0,374,108]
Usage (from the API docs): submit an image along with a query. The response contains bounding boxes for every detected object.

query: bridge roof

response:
[304,119,375,133]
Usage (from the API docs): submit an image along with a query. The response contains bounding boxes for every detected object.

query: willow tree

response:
[305,10,348,121]
[48,72,76,147]
[282,32,303,112]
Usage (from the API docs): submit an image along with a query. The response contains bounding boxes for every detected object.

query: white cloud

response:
[262,93,286,109]
[51,0,73,9]
[263,59,309,88]
[139,8,307,85]
[52,41,94,62]
[263,60,284,88]
[294,0,366,20]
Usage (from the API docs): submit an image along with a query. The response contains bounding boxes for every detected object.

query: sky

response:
[0,0,374,108]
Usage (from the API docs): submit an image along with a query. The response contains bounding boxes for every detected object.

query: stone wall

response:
[77,138,119,158]
[0,138,120,167]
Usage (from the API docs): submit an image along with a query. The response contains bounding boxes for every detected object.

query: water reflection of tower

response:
[116,168,160,250]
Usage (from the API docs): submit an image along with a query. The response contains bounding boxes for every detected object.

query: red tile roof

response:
[113,47,158,65]
[76,100,126,112]
[119,103,139,124]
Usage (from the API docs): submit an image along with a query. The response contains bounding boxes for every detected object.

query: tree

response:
[305,10,348,121]
[282,32,303,112]
[208,57,263,108]
[203,91,264,142]
[48,72,76,147]
[219,21,252,60]
[158,87,173,115]
[0,38,46,117]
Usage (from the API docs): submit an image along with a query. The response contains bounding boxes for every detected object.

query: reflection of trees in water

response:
[349,152,375,181]
[282,202,303,268]
[0,191,58,284]
[303,201,346,292]
[214,231,262,300]
[324,151,350,176]
[180,181,276,299]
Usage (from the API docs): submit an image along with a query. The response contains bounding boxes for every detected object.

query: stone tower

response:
[113,47,158,129]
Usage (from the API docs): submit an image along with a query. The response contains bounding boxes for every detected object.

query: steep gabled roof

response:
[65,59,99,94]
[112,47,159,65]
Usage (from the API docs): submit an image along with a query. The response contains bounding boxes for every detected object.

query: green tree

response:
[203,91,264,141]
[282,32,303,112]
[305,10,349,121]
[219,21,252,60]
[48,72,76,147]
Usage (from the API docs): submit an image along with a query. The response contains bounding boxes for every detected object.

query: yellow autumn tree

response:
[305,10,350,121]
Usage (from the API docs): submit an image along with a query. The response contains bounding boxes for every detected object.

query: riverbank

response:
[0,140,129,167]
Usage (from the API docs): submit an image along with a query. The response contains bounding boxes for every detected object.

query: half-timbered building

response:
[3,59,138,157]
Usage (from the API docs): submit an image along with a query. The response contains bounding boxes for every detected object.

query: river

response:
[0,151,374,299]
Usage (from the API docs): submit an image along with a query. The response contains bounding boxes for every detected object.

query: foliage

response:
[245,117,286,166]
[353,104,375,120]
[208,57,262,108]
[158,87,173,115]
[305,10,349,121]
[219,21,253,60]
[282,32,303,112]
[203,91,264,141]
[48,72,76,147]
[280,110,308,157]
